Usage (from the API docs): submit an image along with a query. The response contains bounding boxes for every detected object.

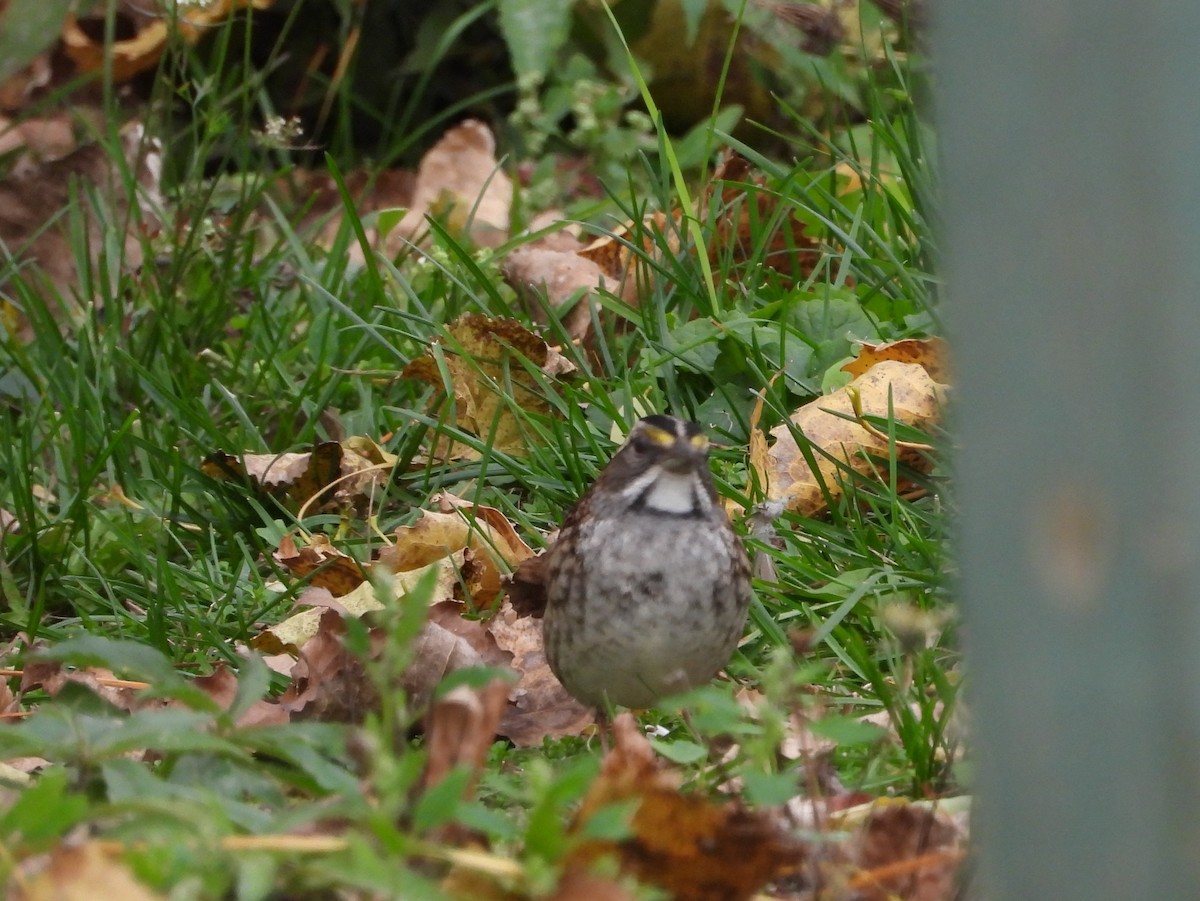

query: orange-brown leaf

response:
[841,336,950,384]
[402,315,570,457]
[570,715,803,901]
[755,360,946,516]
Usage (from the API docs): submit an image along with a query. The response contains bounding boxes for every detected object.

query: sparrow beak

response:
[662,434,709,473]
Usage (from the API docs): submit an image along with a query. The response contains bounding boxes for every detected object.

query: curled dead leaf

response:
[388,119,512,252]
[842,336,950,384]
[570,714,803,901]
[577,210,676,306]
[63,0,274,82]
[273,533,368,597]
[202,436,391,514]
[843,800,967,901]
[402,600,509,713]
[20,661,143,712]
[13,840,162,901]
[502,246,606,342]
[489,600,594,746]
[192,664,288,728]
[277,610,382,723]
[754,360,946,516]
[505,552,548,618]
[402,314,571,457]
[422,679,512,793]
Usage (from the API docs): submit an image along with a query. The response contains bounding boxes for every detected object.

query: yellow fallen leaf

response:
[756,360,946,516]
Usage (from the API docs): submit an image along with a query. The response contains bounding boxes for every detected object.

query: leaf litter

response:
[0,99,963,900]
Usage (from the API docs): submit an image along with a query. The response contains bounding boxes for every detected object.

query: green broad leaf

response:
[375,207,409,242]
[88,708,242,758]
[786,294,879,383]
[101,756,280,836]
[34,635,181,686]
[577,798,638,842]
[663,685,759,738]
[228,654,272,722]
[786,293,876,349]
[715,317,816,393]
[497,0,574,81]
[808,714,889,748]
[740,769,799,807]
[523,756,599,859]
[0,768,89,847]
[0,0,71,83]
[235,853,279,901]
[679,0,709,45]
[237,726,360,796]
[649,737,708,765]
[411,767,471,831]
[664,316,724,372]
[454,800,523,842]
[433,665,518,699]
[33,635,219,711]
[0,705,245,762]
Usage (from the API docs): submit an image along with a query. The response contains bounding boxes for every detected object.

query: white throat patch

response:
[640,468,701,514]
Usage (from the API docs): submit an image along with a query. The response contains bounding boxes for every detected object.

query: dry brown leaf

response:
[422,679,512,793]
[402,601,509,713]
[705,150,826,279]
[755,360,946,516]
[502,246,606,342]
[20,663,142,712]
[504,551,548,618]
[577,210,676,306]
[0,124,160,338]
[62,0,273,82]
[547,869,638,901]
[277,610,382,723]
[13,840,162,901]
[202,442,344,511]
[0,674,19,716]
[433,492,535,563]
[843,800,966,901]
[842,337,950,384]
[252,497,585,743]
[202,436,391,514]
[402,313,570,457]
[191,664,288,728]
[334,439,395,507]
[569,714,803,901]
[254,552,462,655]
[273,533,369,597]
[387,119,512,252]
[0,113,80,164]
[489,600,594,746]
[380,493,534,609]
[523,209,585,252]
[0,48,55,113]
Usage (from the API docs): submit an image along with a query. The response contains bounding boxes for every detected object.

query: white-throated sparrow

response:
[541,414,752,709]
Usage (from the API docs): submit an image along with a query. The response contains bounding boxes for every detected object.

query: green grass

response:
[0,6,955,897]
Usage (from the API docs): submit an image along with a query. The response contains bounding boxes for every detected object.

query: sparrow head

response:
[603,415,717,516]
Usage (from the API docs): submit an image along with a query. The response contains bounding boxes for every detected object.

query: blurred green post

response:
[938,3,1200,898]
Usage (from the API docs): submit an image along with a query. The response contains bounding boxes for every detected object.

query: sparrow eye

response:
[627,435,654,455]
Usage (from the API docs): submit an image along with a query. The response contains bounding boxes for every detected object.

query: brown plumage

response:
[541,415,752,709]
